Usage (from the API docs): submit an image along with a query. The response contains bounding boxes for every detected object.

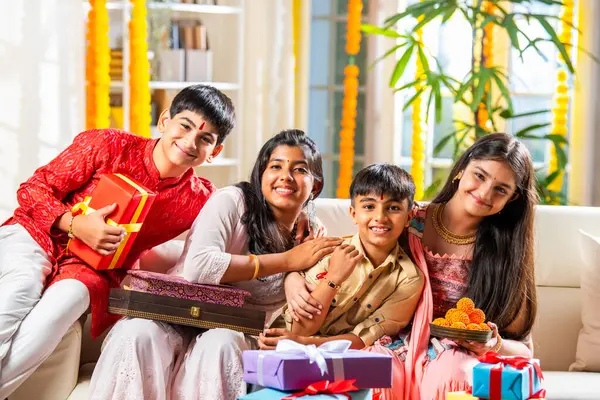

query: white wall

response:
[0,0,85,221]
[0,0,297,221]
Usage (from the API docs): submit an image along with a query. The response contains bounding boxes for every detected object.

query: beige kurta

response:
[286,233,424,346]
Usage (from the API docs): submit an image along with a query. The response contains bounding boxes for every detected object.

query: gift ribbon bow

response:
[478,351,546,400]
[68,174,148,269]
[275,339,351,377]
[71,196,143,233]
[281,379,359,400]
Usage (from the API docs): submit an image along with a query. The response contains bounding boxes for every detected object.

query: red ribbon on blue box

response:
[281,380,381,400]
[474,352,546,400]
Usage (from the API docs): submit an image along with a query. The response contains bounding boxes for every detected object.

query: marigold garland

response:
[85,0,111,129]
[477,1,495,128]
[336,0,363,198]
[548,0,574,194]
[410,13,426,201]
[129,0,152,138]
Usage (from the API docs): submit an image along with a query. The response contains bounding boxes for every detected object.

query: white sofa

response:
[8,201,600,400]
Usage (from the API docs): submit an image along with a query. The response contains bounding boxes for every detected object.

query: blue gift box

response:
[239,387,373,399]
[472,358,542,400]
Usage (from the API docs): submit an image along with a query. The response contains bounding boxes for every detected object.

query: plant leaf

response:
[532,15,575,73]
[370,43,408,68]
[413,4,448,33]
[471,68,491,112]
[514,122,552,137]
[432,77,443,122]
[361,24,404,38]
[542,170,562,186]
[423,179,443,200]
[491,72,513,113]
[454,73,475,103]
[402,87,427,111]
[393,78,421,92]
[434,130,462,155]
[503,14,521,57]
[553,143,568,169]
[544,133,568,144]
[500,108,550,119]
[417,44,430,72]
[389,44,415,88]
[383,0,439,28]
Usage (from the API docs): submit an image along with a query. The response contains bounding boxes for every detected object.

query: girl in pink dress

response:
[368,133,539,399]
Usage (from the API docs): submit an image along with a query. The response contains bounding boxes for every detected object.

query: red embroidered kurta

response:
[3,129,215,337]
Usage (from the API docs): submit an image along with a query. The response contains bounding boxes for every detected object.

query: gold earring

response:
[452,171,463,182]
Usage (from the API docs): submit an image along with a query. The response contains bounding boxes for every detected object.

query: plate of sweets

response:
[430,297,493,343]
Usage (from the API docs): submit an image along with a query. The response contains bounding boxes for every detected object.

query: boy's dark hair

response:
[169,84,236,145]
[350,163,415,207]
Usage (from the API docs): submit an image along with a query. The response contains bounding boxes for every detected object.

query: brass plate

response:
[430,323,492,343]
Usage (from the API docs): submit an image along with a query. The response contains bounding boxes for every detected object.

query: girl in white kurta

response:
[89,129,341,400]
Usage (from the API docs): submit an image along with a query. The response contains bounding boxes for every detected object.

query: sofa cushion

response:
[8,320,82,400]
[66,363,95,400]
[543,371,600,399]
[314,198,354,238]
[534,206,600,288]
[532,286,582,371]
[570,230,600,372]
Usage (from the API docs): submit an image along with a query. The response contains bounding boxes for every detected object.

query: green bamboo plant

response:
[362,0,581,204]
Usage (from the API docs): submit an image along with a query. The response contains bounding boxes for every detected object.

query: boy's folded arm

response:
[291,277,338,336]
[352,273,424,347]
[19,130,102,234]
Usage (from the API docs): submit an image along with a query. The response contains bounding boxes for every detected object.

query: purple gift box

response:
[127,270,250,307]
[242,340,392,391]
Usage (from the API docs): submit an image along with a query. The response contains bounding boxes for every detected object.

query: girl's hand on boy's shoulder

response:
[284,237,343,272]
[258,328,307,350]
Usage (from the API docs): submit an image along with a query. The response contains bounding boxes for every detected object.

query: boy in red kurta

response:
[0,85,235,397]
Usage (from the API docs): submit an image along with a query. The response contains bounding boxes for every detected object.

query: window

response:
[395,1,572,193]
[307,0,370,198]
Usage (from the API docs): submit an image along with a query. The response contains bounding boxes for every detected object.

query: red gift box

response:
[68,173,156,270]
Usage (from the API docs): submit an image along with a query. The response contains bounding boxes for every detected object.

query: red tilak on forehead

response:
[199,121,206,130]
[380,193,384,200]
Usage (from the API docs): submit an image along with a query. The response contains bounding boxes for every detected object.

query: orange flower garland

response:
[548,0,574,194]
[85,0,111,129]
[477,1,495,128]
[336,0,363,198]
[129,0,152,138]
[410,16,426,201]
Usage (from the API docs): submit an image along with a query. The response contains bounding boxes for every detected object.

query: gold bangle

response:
[492,335,503,353]
[249,254,260,280]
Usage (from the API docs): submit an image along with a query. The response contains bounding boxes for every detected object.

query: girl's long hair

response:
[236,129,323,255]
[433,133,538,340]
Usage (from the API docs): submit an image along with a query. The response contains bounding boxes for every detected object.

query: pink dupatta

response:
[365,216,434,400]
[402,232,433,399]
